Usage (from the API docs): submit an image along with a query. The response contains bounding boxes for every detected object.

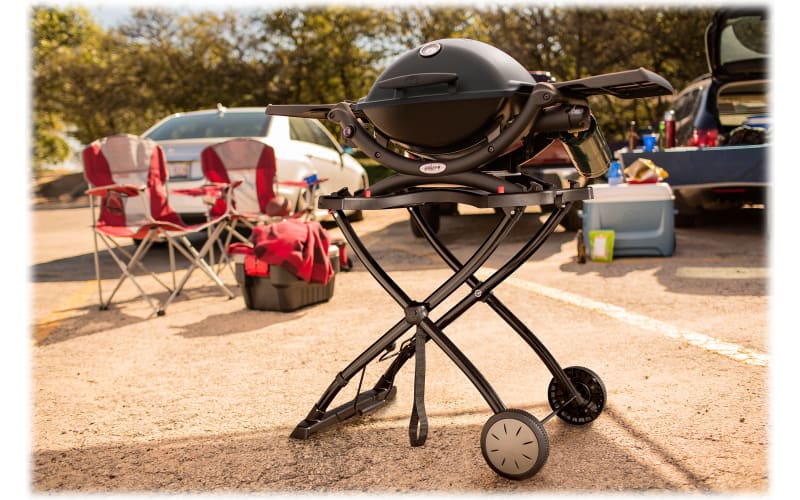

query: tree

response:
[30,4,723,171]
[260,7,389,105]
[31,6,100,170]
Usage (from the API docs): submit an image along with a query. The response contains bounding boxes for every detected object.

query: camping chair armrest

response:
[85,183,145,198]
[171,181,239,217]
[278,177,329,188]
[85,183,155,224]
[171,180,243,200]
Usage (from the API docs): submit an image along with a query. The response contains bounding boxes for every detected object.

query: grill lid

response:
[355,38,534,109]
[354,38,535,152]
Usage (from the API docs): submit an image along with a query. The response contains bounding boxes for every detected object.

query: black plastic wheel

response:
[547,366,606,425]
[480,409,549,480]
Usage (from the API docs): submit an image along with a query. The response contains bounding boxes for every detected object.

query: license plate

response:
[168,161,190,179]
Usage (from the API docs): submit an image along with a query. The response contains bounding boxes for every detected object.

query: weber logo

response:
[419,162,446,175]
[419,42,441,57]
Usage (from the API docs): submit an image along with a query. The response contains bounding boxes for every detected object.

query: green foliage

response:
[31,4,723,169]
[31,113,71,172]
[31,5,99,171]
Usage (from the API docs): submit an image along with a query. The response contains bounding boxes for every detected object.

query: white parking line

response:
[479,269,769,368]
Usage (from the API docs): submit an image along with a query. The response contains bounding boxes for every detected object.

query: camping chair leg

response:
[207,223,219,270]
[181,222,234,292]
[96,231,163,316]
[102,231,174,293]
[91,228,105,309]
[158,222,234,314]
[89,194,107,309]
[213,225,239,277]
[169,234,176,290]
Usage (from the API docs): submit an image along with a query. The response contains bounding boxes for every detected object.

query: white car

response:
[142,106,368,223]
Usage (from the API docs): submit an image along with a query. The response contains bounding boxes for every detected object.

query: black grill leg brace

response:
[291,207,524,440]
[408,327,428,446]
[403,202,588,408]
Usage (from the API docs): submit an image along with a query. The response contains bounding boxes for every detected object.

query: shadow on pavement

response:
[32,404,709,494]
[34,282,251,346]
[31,244,201,284]
[556,207,768,297]
[172,308,305,339]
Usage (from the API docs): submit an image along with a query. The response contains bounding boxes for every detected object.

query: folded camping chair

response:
[82,134,234,316]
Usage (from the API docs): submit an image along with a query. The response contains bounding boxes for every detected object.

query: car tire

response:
[347,175,368,222]
[410,204,440,237]
[348,209,364,222]
[560,202,583,231]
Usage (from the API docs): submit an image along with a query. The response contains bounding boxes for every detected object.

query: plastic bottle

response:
[664,110,675,149]
[607,160,624,186]
[627,121,637,151]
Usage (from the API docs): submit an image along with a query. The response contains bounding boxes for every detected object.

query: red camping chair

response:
[82,134,234,316]
[198,138,289,248]
[181,138,334,277]
[169,138,289,276]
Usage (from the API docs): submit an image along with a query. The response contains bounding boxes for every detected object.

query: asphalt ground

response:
[20,199,784,497]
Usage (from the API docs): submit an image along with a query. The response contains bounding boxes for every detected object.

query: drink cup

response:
[643,134,657,152]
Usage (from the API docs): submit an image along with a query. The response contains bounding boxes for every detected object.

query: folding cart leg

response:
[406,203,589,410]
[289,199,605,481]
[290,207,526,440]
[406,202,605,479]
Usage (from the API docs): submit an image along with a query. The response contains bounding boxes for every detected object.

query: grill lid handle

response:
[376,73,458,90]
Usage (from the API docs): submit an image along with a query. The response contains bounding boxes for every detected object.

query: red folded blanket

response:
[251,219,334,285]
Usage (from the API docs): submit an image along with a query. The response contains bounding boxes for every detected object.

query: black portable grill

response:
[268,38,673,480]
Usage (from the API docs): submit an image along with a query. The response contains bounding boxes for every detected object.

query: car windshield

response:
[145,111,271,140]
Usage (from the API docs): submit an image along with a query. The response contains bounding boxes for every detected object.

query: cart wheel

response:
[576,229,587,264]
[410,204,441,237]
[480,409,549,480]
[547,366,606,425]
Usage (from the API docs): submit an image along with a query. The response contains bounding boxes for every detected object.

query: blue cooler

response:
[582,182,675,257]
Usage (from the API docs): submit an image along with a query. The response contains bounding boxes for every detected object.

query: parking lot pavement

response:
[27,203,771,494]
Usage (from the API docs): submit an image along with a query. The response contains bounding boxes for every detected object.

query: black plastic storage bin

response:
[234,246,339,312]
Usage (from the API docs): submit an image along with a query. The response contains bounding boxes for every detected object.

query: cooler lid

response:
[587,182,675,202]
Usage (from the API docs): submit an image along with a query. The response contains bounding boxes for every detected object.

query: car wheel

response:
[410,204,440,237]
[347,175,368,222]
[560,202,583,231]
[294,189,309,216]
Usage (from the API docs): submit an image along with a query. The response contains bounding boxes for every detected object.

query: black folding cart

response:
[268,38,673,480]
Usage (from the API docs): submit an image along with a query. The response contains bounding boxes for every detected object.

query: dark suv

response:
[658,8,769,224]
[672,9,768,147]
